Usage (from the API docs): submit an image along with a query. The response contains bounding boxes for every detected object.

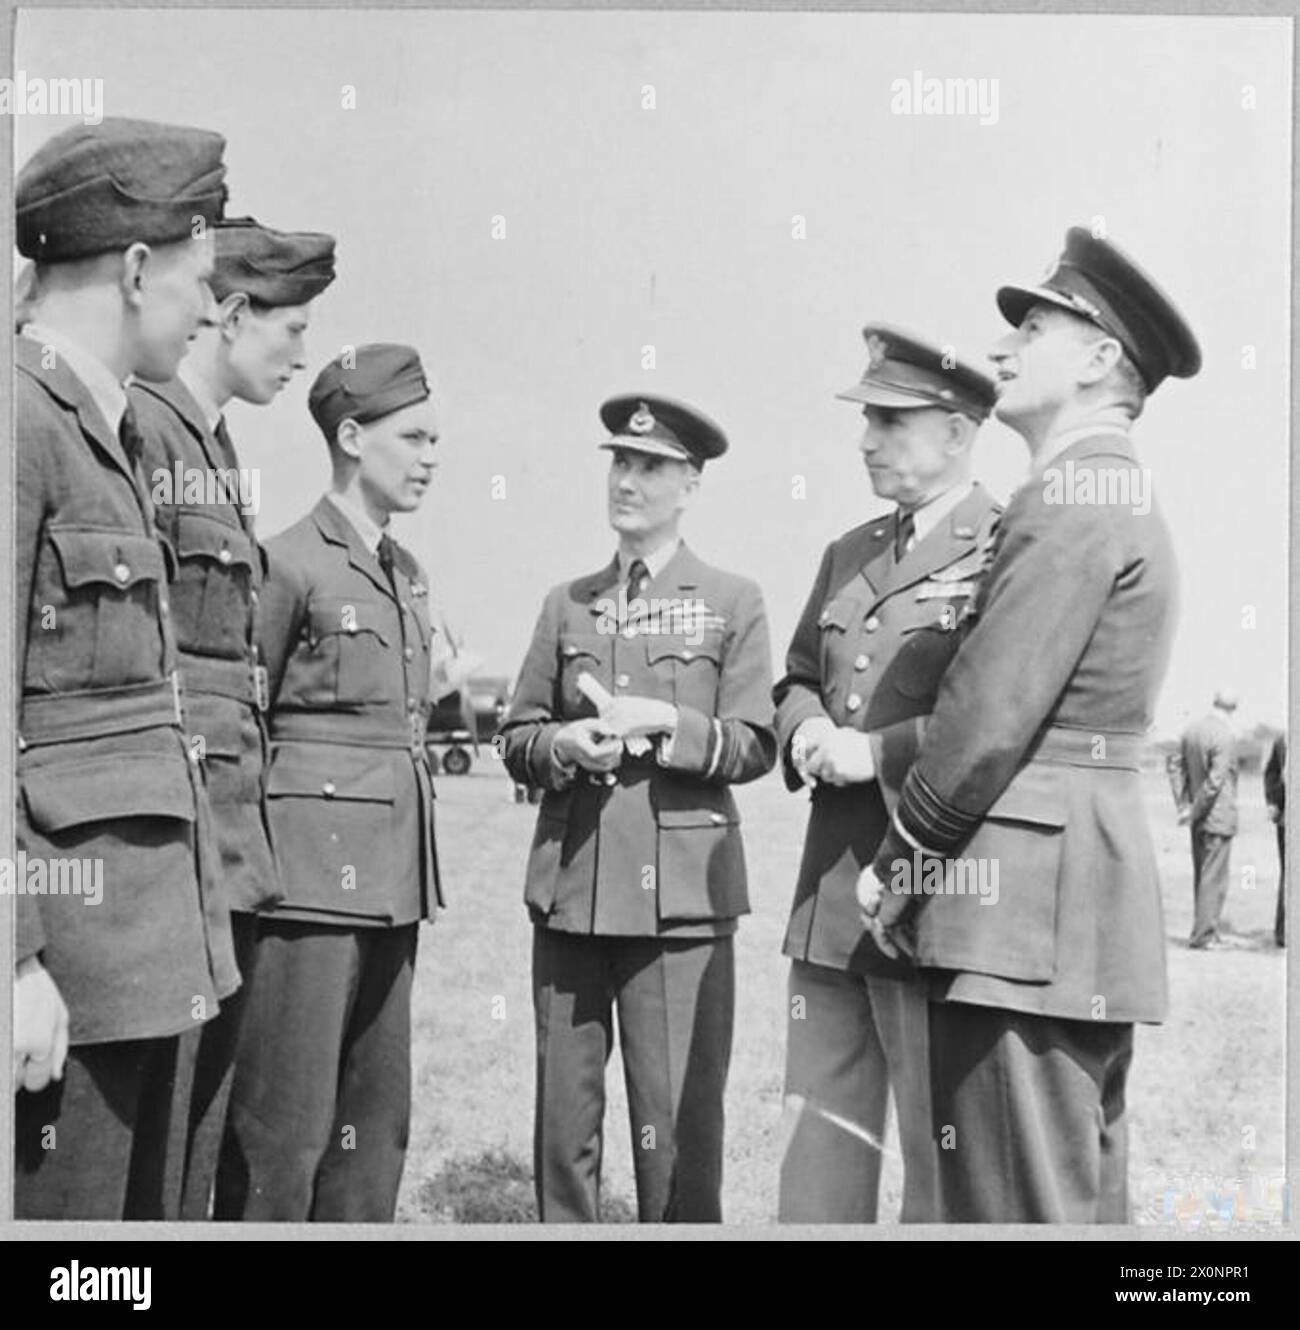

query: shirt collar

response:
[617,536,681,583]
[178,363,224,433]
[905,479,975,545]
[23,322,128,436]
[325,490,388,555]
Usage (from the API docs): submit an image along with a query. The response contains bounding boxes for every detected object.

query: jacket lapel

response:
[311,496,397,602]
[18,337,136,486]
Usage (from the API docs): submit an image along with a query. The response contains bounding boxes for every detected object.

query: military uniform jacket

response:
[774,485,1001,976]
[1170,712,1240,836]
[255,498,442,928]
[873,433,1177,1024]
[130,377,281,914]
[13,337,237,1044]
[499,544,777,938]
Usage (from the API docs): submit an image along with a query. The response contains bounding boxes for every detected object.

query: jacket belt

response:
[1031,723,1145,771]
[18,674,184,748]
[271,710,429,753]
[181,652,268,711]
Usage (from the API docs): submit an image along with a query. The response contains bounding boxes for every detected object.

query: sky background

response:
[14,9,1291,738]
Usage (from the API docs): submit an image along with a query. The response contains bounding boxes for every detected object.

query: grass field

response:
[398,761,1287,1226]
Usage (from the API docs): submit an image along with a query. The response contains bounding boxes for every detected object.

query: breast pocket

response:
[305,597,393,706]
[890,610,964,702]
[45,526,167,689]
[558,633,610,716]
[172,511,256,655]
[816,594,857,682]
[645,634,723,709]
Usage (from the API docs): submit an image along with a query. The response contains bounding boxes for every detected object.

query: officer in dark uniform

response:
[130,217,337,1218]
[774,326,1000,1222]
[12,117,235,1218]
[500,395,777,1222]
[214,344,442,1221]
[863,227,1202,1222]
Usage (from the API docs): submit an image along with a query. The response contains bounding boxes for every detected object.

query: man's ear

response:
[1078,334,1123,388]
[678,464,702,511]
[120,242,152,309]
[335,417,364,460]
[218,291,251,340]
[944,412,974,454]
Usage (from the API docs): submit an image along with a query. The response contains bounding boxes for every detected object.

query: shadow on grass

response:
[413,1148,637,1223]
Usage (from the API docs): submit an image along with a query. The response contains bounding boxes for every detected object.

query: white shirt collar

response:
[905,479,976,546]
[325,490,388,555]
[178,363,224,433]
[617,536,681,584]
[23,322,128,436]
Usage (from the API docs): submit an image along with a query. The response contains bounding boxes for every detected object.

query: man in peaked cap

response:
[774,325,1000,1223]
[214,344,443,1221]
[861,227,1201,1221]
[13,117,235,1219]
[129,216,337,1219]
[499,394,776,1222]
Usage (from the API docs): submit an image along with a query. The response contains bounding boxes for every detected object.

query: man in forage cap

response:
[129,216,338,1219]
[499,394,777,1223]
[214,344,444,1221]
[860,226,1202,1222]
[13,116,236,1218]
[775,325,1001,1223]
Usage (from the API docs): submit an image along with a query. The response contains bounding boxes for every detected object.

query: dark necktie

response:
[214,415,238,468]
[377,533,397,589]
[894,509,915,562]
[119,402,144,470]
[626,558,649,596]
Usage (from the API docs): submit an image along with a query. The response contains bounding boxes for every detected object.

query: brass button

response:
[322,781,336,798]
[616,673,630,688]
[114,562,130,583]
[603,772,617,786]
[709,812,727,826]
[864,616,880,632]
[404,646,415,661]
[159,598,169,615]
[218,548,233,566]
[682,649,694,660]
[854,654,869,670]
[250,590,259,606]
[846,693,862,712]
[407,698,418,711]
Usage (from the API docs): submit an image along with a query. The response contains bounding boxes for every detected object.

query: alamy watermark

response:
[0,72,103,124]
[888,852,1000,906]
[593,587,712,646]
[1042,462,1152,515]
[152,463,260,516]
[1,853,103,906]
[890,70,999,125]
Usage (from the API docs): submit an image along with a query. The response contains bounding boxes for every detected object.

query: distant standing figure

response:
[1169,690,1241,949]
[1264,732,1286,947]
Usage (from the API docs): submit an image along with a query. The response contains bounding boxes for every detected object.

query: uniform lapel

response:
[867,485,995,610]
[581,557,623,619]
[18,337,136,486]
[311,497,397,603]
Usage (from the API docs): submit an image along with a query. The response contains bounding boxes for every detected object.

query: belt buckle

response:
[170,670,184,725]
[253,664,270,713]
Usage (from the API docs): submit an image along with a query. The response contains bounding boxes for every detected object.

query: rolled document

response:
[575,671,652,756]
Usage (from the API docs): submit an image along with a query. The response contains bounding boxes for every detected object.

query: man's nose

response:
[858,426,877,455]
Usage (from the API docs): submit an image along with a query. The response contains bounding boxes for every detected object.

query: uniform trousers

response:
[15,1034,193,1219]
[778,959,938,1222]
[1274,823,1285,946]
[176,909,259,1219]
[532,927,734,1223]
[928,1001,1133,1223]
[1190,827,1233,947]
[214,919,416,1222]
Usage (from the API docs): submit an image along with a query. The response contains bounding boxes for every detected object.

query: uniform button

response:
[113,562,130,583]
[846,693,862,712]
[603,772,617,786]
[709,812,727,826]
[218,548,233,566]
[864,616,880,632]
[616,673,630,688]
[250,590,259,606]
[407,698,418,711]
[404,646,415,661]
[854,654,869,670]
[682,649,694,660]
[322,781,336,798]
[160,598,170,615]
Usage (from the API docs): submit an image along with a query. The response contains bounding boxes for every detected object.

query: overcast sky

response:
[15,9,1291,737]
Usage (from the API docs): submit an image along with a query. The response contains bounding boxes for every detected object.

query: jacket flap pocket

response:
[656,807,740,829]
[175,511,254,569]
[984,764,1067,828]
[23,752,195,832]
[49,527,164,591]
[266,748,396,803]
[645,636,722,666]
[308,597,390,646]
[559,636,604,663]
